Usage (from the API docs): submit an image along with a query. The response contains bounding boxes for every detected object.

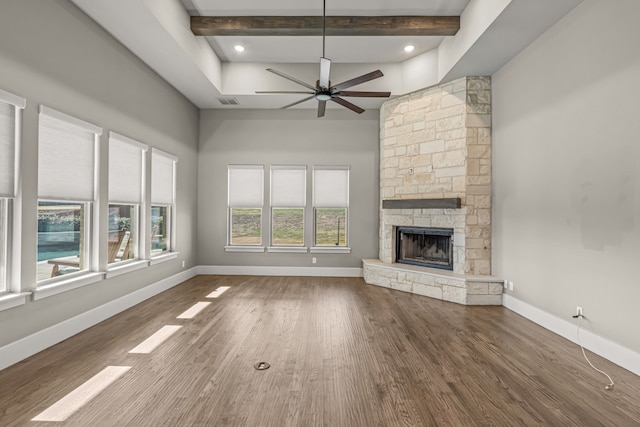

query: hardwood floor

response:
[1,275,639,426]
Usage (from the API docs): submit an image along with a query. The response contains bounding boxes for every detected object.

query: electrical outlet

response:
[576,306,583,317]
[312,257,317,264]
[508,281,514,291]
[182,260,185,268]
[503,279,508,289]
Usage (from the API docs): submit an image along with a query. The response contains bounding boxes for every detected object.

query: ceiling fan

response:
[256,0,391,117]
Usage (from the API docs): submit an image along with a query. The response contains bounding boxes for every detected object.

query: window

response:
[313,166,349,247]
[270,166,306,246]
[108,132,147,264]
[0,89,24,293]
[150,148,177,256]
[227,165,264,246]
[37,106,101,280]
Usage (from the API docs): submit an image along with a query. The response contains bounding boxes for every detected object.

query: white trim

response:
[33,272,105,301]
[0,88,26,109]
[0,267,197,371]
[106,259,149,278]
[267,246,308,253]
[39,105,102,136]
[108,131,148,151]
[0,292,31,312]
[503,294,640,377]
[224,245,265,253]
[197,265,363,277]
[310,246,352,254]
[149,251,179,265]
[151,147,178,162]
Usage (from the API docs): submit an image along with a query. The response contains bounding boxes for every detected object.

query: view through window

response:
[151,205,169,254]
[108,204,135,263]
[37,201,86,278]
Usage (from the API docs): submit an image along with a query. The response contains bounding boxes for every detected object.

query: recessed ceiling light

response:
[404,45,415,53]
[233,45,245,53]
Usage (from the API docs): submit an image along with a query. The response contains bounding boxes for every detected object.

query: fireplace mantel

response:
[382,198,461,210]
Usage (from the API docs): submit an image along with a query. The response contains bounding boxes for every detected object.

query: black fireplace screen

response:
[396,227,453,270]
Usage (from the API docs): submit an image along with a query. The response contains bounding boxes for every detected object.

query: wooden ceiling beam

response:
[191,16,460,37]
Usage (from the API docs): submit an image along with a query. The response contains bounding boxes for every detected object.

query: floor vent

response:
[217,97,240,106]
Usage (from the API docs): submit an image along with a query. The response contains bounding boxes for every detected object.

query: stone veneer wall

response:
[379,76,492,275]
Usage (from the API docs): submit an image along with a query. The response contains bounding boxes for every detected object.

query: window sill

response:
[149,251,179,265]
[310,246,351,254]
[106,259,149,278]
[267,246,308,253]
[0,292,32,312]
[33,272,105,301]
[224,246,265,253]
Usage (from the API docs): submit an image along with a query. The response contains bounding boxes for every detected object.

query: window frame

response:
[226,165,265,251]
[108,132,148,267]
[35,106,102,288]
[269,165,307,250]
[0,89,25,299]
[150,148,178,259]
[311,166,351,253]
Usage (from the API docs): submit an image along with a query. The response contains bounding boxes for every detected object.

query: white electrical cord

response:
[576,315,615,390]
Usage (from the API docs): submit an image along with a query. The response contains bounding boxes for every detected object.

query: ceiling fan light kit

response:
[256,0,390,117]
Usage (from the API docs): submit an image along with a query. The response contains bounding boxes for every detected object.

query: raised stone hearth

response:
[363,259,503,305]
[363,76,502,305]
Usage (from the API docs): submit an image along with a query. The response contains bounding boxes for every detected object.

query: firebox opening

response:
[396,227,454,270]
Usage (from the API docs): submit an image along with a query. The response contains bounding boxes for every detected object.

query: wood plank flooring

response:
[0,275,639,426]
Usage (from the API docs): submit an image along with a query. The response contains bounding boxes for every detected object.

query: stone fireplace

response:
[363,76,503,305]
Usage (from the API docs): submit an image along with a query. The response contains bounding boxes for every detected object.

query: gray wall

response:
[492,0,640,353]
[0,0,198,347]
[197,109,380,268]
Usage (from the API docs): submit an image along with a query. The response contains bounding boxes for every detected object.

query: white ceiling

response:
[70,0,583,111]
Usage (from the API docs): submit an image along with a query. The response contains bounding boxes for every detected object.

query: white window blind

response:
[271,166,306,207]
[151,148,177,205]
[38,106,102,201]
[313,167,349,207]
[228,165,264,207]
[0,89,25,198]
[109,132,148,204]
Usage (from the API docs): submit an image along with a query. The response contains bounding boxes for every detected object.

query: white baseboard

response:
[503,294,640,377]
[197,265,363,277]
[0,267,198,372]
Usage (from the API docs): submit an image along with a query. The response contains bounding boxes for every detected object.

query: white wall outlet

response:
[576,306,583,317]
[182,260,185,268]
[312,257,316,264]
[503,279,508,289]
[508,281,514,291]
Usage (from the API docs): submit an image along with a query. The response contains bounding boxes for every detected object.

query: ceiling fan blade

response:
[330,70,384,93]
[336,90,391,98]
[256,91,315,94]
[266,68,316,91]
[319,57,331,89]
[280,94,316,109]
[330,97,365,114]
[317,100,327,118]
